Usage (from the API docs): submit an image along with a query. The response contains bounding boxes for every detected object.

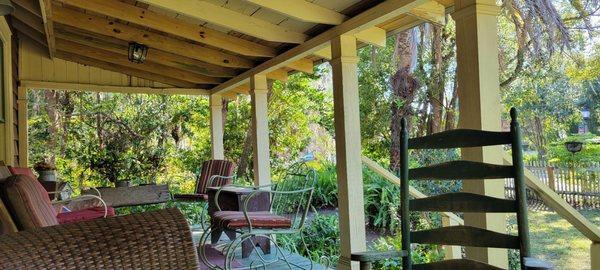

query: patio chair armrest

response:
[53,194,109,218]
[350,250,406,263]
[207,175,237,187]
[523,257,554,270]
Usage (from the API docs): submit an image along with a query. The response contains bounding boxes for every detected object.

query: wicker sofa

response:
[0,208,199,269]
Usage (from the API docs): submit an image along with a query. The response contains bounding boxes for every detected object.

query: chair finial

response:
[510,107,518,122]
[401,118,407,130]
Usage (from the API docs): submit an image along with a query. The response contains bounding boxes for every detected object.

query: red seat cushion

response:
[173,193,208,202]
[0,175,59,230]
[8,167,37,180]
[212,211,292,230]
[57,206,116,224]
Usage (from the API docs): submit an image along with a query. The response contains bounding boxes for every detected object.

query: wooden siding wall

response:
[12,34,19,165]
[19,37,171,88]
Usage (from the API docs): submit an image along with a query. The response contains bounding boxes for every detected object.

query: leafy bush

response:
[278,214,340,267]
[310,162,338,208]
[548,134,600,166]
[372,233,444,269]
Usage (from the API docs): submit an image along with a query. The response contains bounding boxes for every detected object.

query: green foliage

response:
[372,233,444,269]
[278,214,340,266]
[547,134,600,165]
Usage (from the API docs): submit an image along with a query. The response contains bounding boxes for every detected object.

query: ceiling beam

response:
[212,0,431,94]
[407,0,445,26]
[56,50,201,88]
[354,27,386,47]
[53,6,255,69]
[21,80,209,96]
[38,0,55,58]
[242,0,347,25]
[55,38,223,85]
[286,58,313,74]
[56,0,276,57]
[54,28,238,78]
[12,4,44,33]
[12,0,42,17]
[137,0,308,43]
[13,20,47,46]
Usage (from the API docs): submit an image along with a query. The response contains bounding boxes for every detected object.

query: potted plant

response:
[33,161,57,182]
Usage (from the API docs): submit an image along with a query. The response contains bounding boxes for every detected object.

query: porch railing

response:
[361,155,600,269]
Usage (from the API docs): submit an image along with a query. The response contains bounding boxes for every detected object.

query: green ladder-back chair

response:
[351,108,553,270]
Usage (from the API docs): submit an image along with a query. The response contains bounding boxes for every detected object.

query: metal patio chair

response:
[199,160,317,270]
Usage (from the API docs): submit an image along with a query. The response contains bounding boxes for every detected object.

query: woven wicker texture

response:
[0,208,199,270]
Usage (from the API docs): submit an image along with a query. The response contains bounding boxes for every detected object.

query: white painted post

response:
[442,215,462,259]
[209,94,225,160]
[453,0,507,268]
[250,74,271,186]
[331,34,367,270]
[592,242,599,270]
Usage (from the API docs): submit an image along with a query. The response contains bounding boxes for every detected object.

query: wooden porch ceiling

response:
[8,0,452,95]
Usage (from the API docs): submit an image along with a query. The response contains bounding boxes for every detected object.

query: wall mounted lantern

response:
[128,42,148,63]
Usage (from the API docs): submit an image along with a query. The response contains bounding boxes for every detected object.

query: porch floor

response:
[191,229,328,269]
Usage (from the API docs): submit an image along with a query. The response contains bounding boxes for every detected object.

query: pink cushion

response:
[212,211,292,229]
[8,167,37,180]
[57,206,116,224]
[195,160,235,194]
[0,175,58,230]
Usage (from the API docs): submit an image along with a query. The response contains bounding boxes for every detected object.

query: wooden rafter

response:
[54,28,239,78]
[53,6,254,68]
[21,80,208,96]
[55,0,277,57]
[12,4,44,33]
[12,0,42,17]
[13,20,47,46]
[137,0,308,43]
[212,0,431,94]
[55,38,223,85]
[55,50,199,88]
[407,0,445,26]
[38,0,55,58]
[242,0,347,25]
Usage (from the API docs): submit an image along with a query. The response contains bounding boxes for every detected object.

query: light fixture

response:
[0,0,14,16]
[128,42,148,63]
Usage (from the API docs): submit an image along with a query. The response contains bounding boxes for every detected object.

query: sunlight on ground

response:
[513,210,600,270]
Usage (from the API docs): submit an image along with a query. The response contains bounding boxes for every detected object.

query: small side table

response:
[207,186,271,258]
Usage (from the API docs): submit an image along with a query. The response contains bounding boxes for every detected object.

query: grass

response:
[509,209,600,270]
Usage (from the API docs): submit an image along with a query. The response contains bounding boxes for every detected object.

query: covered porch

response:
[0,0,598,269]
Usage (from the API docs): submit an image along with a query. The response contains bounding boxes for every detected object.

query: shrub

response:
[278,214,340,267]
[372,233,444,269]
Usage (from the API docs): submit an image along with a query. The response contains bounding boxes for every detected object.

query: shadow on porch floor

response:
[191,230,329,270]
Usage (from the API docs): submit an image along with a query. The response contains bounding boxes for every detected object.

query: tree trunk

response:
[44,90,60,165]
[428,25,444,134]
[390,29,420,173]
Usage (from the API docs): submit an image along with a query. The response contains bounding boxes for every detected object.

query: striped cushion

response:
[8,167,38,180]
[195,160,235,194]
[0,198,17,235]
[0,175,58,230]
[212,211,292,229]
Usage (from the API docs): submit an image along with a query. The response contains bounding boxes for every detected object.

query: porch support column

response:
[592,242,599,270]
[453,0,507,268]
[331,34,366,270]
[17,87,28,167]
[209,94,225,160]
[250,74,271,186]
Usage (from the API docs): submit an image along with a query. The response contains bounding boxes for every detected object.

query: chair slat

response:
[413,259,505,270]
[410,192,518,213]
[409,160,514,180]
[411,225,520,249]
[408,129,512,149]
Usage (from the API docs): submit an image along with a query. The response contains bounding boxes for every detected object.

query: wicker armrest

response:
[350,250,406,262]
[524,257,554,270]
[0,208,198,270]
